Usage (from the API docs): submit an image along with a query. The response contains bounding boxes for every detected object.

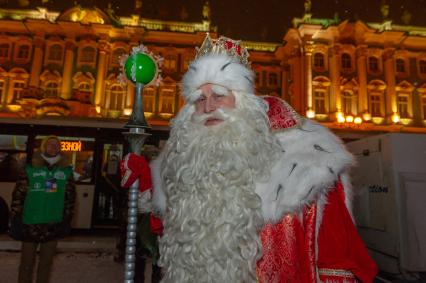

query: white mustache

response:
[191,108,234,125]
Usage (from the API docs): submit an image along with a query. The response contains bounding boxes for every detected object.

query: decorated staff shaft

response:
[122,48,159,283]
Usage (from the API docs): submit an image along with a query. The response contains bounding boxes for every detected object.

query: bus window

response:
[0,135,28,182]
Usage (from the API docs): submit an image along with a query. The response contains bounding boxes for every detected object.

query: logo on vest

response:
[33,171,47,178]
[32,182,43,191]
[54,171,66,180]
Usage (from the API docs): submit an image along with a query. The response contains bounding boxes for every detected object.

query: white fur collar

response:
[255,118,354,223]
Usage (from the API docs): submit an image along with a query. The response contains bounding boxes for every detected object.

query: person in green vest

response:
[10,135,76,283]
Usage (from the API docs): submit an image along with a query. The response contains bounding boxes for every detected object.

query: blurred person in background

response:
[10,135,76,283]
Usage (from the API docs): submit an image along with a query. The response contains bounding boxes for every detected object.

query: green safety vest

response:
[22,165,72,225]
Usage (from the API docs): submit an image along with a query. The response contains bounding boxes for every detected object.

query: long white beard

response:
[159,97,281,283]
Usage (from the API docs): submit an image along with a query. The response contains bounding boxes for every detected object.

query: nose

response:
[204,95,217,113]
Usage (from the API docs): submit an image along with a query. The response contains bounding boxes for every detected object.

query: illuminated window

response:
[397,94,409,118]
[0,43,9,59]
[45,81,59,97]
[12,81,25,101]
[48,44,63,61]
[422,96,426,120]
[16,45,30,60]
[0,81,4,102]
[160,89,174,114]
[313,90,326,114]
[79,82,92,92]
[163,55,177,71]
[368,57,379,72]
[342,90,355,115]
[268,72,278,87]
[80,46,96,63]
[396,58,406,73]
[143,87,156,113]
[111,48,126,66]
[341,53,352,70]
[369,93,382,116]
[181,56,192,71]
[313,53,325,69]
[109,85,125,110]
[419,60,426,74]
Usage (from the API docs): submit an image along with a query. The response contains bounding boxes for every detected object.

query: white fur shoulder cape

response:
[254,118,354,223]
[150,115,355,224]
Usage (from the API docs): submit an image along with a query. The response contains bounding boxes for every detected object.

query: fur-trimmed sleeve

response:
[255,119,355,223]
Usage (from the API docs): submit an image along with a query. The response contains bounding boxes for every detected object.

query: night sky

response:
[1,0,426,42]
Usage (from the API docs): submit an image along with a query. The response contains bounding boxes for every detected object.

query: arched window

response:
[341,53,352,70]
[109,85,125,110]
[45,81,59,97]
[368,57,379,72]
[48,44,63,61]
[396,58,405,73]
[17,45,30,59]
[80,46,96,63]
[313,53,325,68]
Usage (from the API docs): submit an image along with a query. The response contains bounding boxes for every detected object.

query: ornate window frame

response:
[77,43,97,68]
[367,80,386,119]
[45,40,65,65]
[14,37,32,64]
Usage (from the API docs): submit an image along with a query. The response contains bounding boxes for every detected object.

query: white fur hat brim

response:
[182,54,255,102]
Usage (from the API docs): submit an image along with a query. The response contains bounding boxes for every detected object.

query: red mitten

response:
[120,153,144,188]
[150,214,164,235]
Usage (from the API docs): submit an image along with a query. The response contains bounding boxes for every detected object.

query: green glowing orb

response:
[124,53,157,84]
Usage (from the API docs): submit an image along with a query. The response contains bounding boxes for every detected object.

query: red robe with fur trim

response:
[256,96,377,283]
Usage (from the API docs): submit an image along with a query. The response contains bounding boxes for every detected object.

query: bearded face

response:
[158,89,282,283]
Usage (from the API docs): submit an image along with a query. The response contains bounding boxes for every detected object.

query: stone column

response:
[290,47,303,113]
[94,41,109,107]
[356,46,368,115]
[29,37,44,87]
[304,42,314,113]
[60,40,76,100]
[384,48,396,120]
[329,45,342,117]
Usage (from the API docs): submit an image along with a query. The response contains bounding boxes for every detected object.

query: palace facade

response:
[278,14,426,137]
[0,3,280,128]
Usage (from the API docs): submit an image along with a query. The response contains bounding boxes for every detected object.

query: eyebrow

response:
[211,85,229,95]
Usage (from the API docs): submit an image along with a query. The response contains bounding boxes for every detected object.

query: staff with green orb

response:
[121,45,160,283]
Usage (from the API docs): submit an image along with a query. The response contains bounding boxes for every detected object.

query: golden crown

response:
[195,33,250,66]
